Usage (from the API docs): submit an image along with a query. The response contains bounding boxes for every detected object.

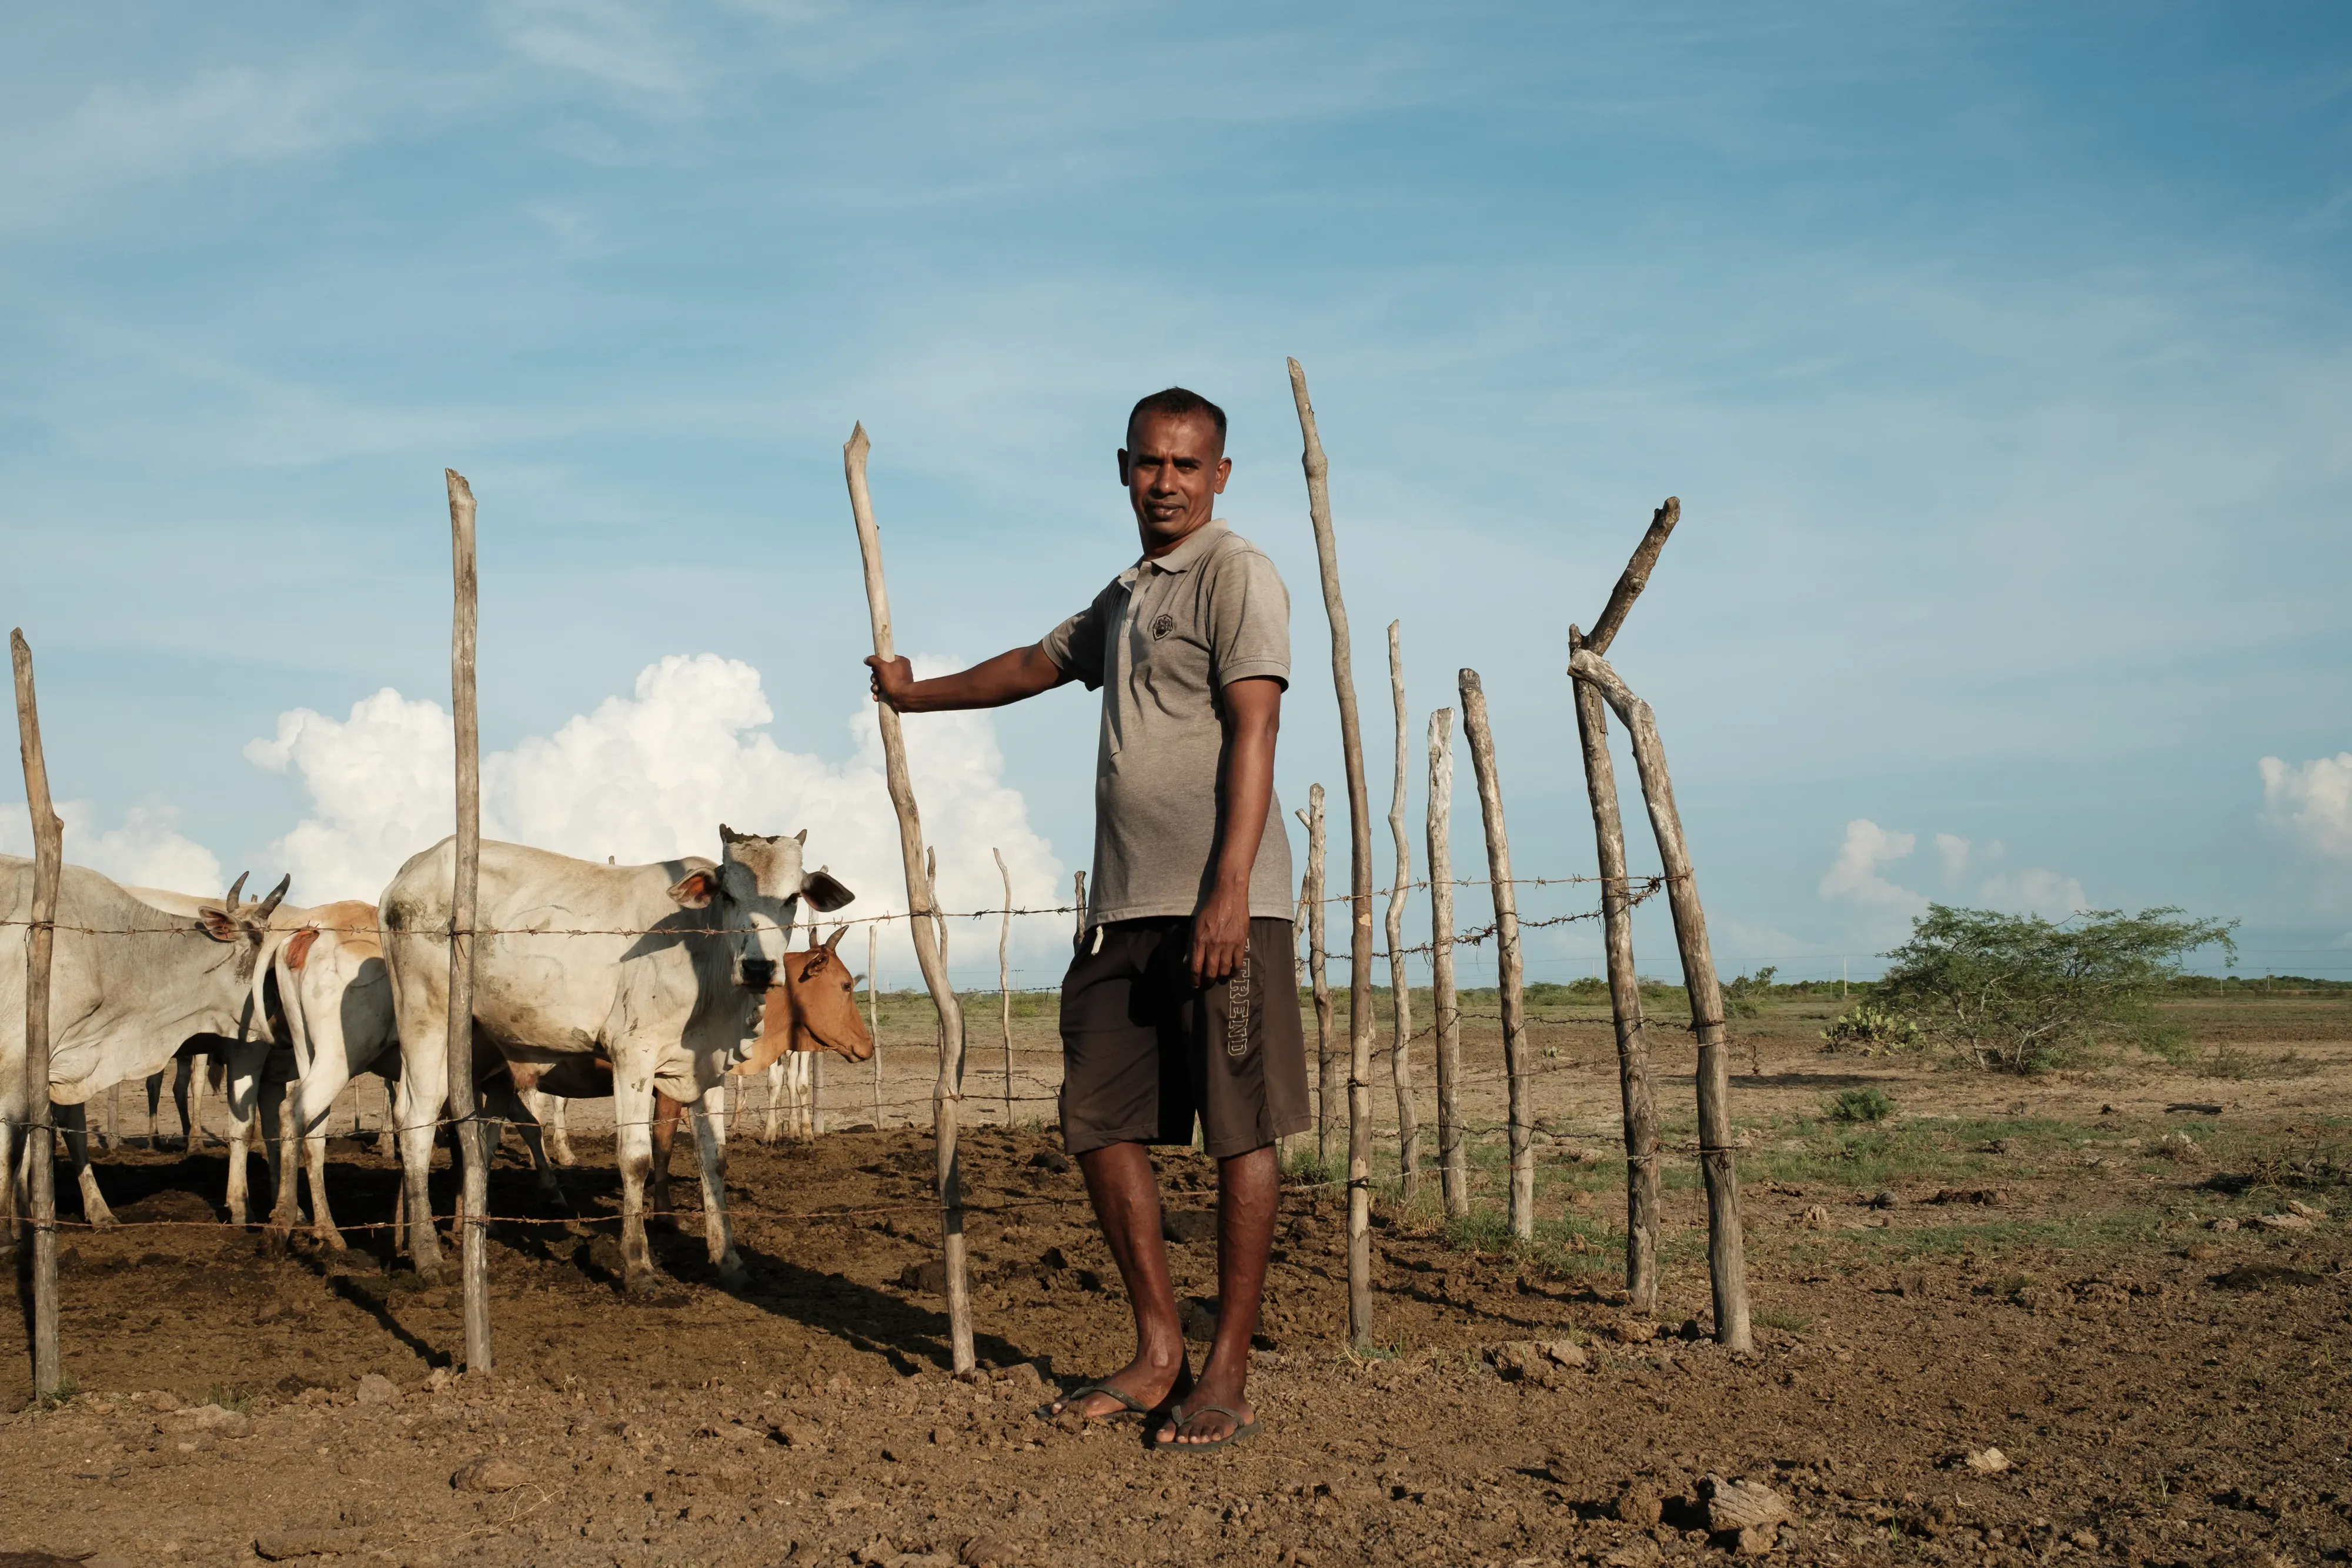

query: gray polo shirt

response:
[1040,519,1294,929]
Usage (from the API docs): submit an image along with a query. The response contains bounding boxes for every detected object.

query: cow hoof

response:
[623,1268,661,1298]
[317,1228,349,1252]
[716,1263,750,1293]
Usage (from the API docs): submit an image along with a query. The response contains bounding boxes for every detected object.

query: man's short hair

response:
[1127,387,1228,454]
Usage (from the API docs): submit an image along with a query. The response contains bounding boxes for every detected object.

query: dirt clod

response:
[1612,1481,1665,1526]
[1162,1209,1217,1244]
[449,1455,528,1493]
[354,1372,397,1405]
[1705,1477,1792,1532]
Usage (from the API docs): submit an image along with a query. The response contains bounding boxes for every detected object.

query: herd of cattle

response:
[0,825,874,1294]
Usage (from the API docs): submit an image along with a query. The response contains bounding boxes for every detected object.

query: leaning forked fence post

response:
[1425,707,1466,1219]
[445,469,492,1375]
[993,848,1013,1126]
[12,628,65,1399]
[844,423,975,1376]
[1569,646,1752,1350]
[1458,669,1533,1241]
[1288,357,1376,1349]
[1385,621,1418,1203]
[1568,494,1679,1313]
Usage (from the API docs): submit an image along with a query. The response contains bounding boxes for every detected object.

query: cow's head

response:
[666,824,854,990]
[739,925,874,1072]
[194,871,292,979]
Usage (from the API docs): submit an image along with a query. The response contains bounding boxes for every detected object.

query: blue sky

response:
[5,2,2349,987]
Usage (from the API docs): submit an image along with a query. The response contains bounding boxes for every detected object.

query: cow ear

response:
[667,869,719,909]
[801,871,854,913]
[794,828,808,844]
[196,907,239,942]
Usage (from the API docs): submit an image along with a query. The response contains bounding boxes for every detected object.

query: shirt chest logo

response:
[1150,613,1177,641]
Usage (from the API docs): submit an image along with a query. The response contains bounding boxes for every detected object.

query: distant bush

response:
[1723,965,1779,1018]
[1876,904,2238,1075]
[1819,1004,1919,1055]
[1825,1087,1896,1124]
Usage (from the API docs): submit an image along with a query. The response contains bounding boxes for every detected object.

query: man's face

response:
[1119,411,1231,555]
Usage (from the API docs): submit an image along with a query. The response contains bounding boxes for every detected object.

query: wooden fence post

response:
[444,470,492,1375]
[1458,669,1532,1240]
[867,922,882,1130]
[1568,625,1659,1312]
[1568,647,1751,1351]
[1298,788,1334,1164]
[993,848,1013,1126]
[844,424,976,1376]
[1288,357,1376,1349]
[1566,493,1679,1315]
[1384,621,1418,1203]
[1425,707,1467,1219]
[11,628,65,1399]
[1072,871,1087,950]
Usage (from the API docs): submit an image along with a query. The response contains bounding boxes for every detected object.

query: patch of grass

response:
[1279,1145,1344,1188]
[1827,1086,1897,1124]
[1752,1306,1812,1334]
[29,1375,81,1412]
[200,1385,255,1415]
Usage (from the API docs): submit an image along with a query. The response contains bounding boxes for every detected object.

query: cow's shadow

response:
[466,1156,1040,1376]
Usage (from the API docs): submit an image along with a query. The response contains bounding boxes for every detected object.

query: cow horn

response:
[824,925,848,955]
[224,871,250,909]
[255,873,292,920]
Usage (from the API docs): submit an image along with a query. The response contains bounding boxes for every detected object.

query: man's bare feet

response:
[1044,1350,1190,1422]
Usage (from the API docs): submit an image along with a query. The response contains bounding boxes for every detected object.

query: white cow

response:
[252,901,399,1248]
[2,860,282,1237]
[377,827,851,1292]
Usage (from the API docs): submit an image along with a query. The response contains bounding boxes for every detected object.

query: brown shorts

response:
[1058,917,1311,1161]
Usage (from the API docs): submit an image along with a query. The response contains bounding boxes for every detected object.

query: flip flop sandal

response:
[1036,1382,1150,1423]
[1155,1403,1259,1454]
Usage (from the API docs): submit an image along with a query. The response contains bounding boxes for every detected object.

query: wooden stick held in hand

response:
[844,424,975,1376]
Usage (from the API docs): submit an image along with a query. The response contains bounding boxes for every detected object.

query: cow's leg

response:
[690,1084,744,1287]
[481,1080,565,1211]
[0,1101,19,1247]
[373,1069,398,1161]
[221,1066,255,1225]
[289,1045,360,1248]
[257,1075,288,1225]
[171,1056,196,1151]
[613,1064,660,1295]
[761,1061,783,1144]
[543,1091,576,1167]
[393,1058,447,1282]
[58,1101,118,1228]
[648,1094,680,1226]
[145,1071,163,1147]
[190,1053,216,1152]
[793,1054,816,1141]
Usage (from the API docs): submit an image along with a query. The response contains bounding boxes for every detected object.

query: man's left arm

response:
[1190,676,1281,985]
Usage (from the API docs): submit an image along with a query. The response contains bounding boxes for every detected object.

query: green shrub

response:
[1826,1086,1896,1124]
[1820,1004,1919,1055]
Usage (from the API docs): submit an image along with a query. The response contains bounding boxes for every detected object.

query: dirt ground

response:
[4,991,2348,1568]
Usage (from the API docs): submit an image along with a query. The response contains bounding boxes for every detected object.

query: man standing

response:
[865,387,1305,1451]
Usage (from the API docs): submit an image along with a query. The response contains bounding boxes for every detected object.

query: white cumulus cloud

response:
[2,800,224,896]
[248,653,1065,982]
[1819,819,1925,911]
[2259,753,2352,861]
